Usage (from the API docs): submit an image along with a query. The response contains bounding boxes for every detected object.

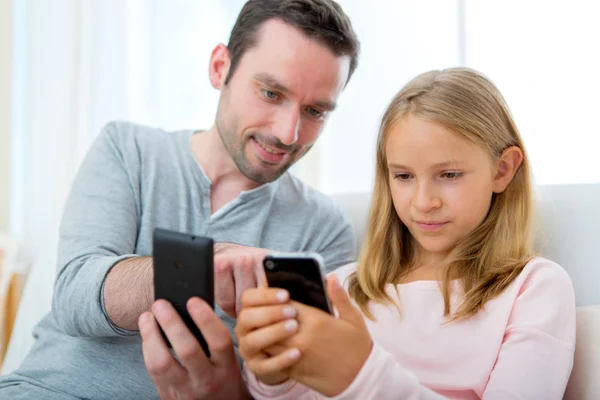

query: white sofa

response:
[3,184,599,398]
[330,183,600,399]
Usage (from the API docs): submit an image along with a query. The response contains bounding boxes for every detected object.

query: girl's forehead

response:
[385,116,491,167]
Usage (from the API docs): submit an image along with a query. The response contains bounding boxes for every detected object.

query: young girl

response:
[235,68,576,399]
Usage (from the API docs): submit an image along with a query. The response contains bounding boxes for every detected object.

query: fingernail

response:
[153,300,169,315]
[188,297,202,311]
[288,348,300,360]
[282,306,297,318]
[284,319,298,332]
[139,312,150,326]
[276,290,289,302]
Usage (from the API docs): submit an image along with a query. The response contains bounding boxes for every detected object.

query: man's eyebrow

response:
[255,73,337,111]
[255,73,292,95]
[313,100,337,112]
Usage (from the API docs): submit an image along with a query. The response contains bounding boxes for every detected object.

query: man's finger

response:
[151,300,211,378]
[139,311,186,389]
[187,297,238,369]
[214,254,235,317]
[326,275,363,325]
[251,250,268,287]
[234,253,257,316]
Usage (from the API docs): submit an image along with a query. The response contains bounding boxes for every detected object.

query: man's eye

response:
[307,108,324,119]
[263,90,279,100]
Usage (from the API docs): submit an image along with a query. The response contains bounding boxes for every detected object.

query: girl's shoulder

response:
[517,256,573,289]
[504,256,575,307]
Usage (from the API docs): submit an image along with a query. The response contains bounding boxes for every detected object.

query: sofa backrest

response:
[330,183,600,306]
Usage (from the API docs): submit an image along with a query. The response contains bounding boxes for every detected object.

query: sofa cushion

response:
[564,305,600,399]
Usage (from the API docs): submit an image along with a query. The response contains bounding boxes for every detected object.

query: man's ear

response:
[208,44,231,90]
[493,146,524,193]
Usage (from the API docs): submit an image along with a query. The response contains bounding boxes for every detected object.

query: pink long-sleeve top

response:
[245,257,576,399]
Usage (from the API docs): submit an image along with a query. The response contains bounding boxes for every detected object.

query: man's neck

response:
[191,127,263,213]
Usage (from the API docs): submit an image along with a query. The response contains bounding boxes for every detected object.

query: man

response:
[0,0,360,398]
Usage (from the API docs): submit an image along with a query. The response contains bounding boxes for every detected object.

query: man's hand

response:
[214,243,270,317]
[139,298,251,400]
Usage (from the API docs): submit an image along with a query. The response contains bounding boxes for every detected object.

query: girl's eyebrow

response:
[388,161,464,170]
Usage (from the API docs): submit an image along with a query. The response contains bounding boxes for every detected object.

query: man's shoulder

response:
[93,121,195,167]
[275,173,344,218]
[98,120,187,146]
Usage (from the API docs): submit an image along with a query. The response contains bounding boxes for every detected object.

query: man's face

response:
[215,19,350,183]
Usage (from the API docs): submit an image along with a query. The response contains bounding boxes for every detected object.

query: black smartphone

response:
[152,228,214,356]
[263,252,333,314]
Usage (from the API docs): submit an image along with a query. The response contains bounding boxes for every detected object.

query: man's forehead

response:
[245,19,349,84]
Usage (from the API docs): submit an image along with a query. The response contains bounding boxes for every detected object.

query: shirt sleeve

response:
[244,342,448,400]
[244,260,575,400]
[51,121,142,337]
[317,212,357,273]
[481,260,576,399]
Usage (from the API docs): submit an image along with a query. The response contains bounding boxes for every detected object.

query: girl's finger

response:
[241,287,290,308]
[245,348,302,378]
[238,318,299,358]
[236,304,297,336]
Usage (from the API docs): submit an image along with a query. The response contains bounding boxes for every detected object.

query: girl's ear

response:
[492,146,524,193]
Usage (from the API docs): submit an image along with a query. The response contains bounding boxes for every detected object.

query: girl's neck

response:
[396,247,449,283]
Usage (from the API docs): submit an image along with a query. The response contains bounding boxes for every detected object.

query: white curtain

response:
[302,0,600,195]
[4,0,244,374]
[463,0,600,185]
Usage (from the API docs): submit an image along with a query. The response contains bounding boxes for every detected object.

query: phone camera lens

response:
[265,260,275,269]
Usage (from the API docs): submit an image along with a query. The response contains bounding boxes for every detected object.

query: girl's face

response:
[386,114,497,265]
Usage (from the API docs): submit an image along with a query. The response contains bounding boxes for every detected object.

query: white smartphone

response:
[263,252,333,314]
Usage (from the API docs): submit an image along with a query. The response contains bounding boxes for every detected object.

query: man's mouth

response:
[251,137,288,164]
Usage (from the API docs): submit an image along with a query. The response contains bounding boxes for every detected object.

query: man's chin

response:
[241,165,287,184]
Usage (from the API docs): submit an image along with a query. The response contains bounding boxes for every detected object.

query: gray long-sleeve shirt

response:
[0,121,356,399]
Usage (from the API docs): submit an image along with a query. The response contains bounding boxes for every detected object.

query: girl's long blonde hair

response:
[348,68,535,320]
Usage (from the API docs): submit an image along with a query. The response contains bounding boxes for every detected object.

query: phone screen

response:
[264,256,331,313]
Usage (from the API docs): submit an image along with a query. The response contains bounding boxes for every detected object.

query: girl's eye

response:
[394,173,412,180]
[441,171,463,180]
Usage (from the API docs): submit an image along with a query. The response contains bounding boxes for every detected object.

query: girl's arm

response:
[480,260,576,399]
[242,274,448,400]
[244,260,575,400]
[244,342,448,400]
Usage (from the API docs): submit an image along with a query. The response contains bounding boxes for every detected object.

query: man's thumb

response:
[327,275,363,324]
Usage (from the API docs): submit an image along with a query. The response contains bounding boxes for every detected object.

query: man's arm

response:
[52,122,142,337]
[103,256,153,331]
[52,122,272,336]
[104,243,267,331]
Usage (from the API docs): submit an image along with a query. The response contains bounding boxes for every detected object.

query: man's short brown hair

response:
[225,0,360,85]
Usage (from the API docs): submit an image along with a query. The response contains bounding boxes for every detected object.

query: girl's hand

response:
[235,287,302,385]
[266,275,373,397]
